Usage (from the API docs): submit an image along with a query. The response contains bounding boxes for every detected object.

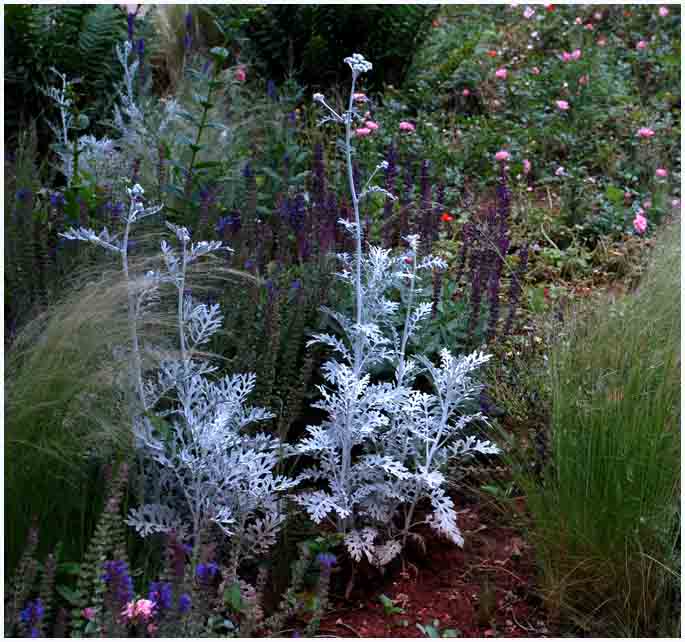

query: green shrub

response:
[241,5,438,91]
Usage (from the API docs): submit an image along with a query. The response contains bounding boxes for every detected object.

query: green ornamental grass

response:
[520,222,680,636]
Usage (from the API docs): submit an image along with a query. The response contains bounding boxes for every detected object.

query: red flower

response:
[486,50,498,58]
[545,4,555,12]
[441,212,453,222]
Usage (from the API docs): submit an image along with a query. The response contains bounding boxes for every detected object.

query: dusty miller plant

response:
[61,186,296,571]
[296,54,498,568]
[128,222,297,570]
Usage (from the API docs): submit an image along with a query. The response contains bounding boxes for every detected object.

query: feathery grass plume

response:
[516,221,680,636]
[4,262,143,570]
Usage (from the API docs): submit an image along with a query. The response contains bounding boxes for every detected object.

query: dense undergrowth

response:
[4,3,681,638]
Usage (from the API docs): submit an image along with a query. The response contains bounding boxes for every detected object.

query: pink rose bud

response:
[523,159,532,174]
[562,51,572,62]
[597,37,607,47]
[399,121,416,132]
[365,120,379,131]
[531,66,541,75]
[354,127,372,137]
[495,150,510,162]
[234,67,246,82]
[82,608,96,621]
[637,127,655,138]
[636,40,648,50]
[556,100,570,110]
[659,6,669,17]
[585,23,594,30]
[571,48,582,60]
[495,68,508,79]
[655,168,668,178]
[462,88,471,96]
[633,212,648,234]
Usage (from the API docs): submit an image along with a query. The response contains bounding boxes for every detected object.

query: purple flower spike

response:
[178,593,192,614]
[127,12,135,41]
[316,552,337,569]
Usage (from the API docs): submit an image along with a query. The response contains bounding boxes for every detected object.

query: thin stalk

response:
[185,68,220,198]
[121,215,146,411]
[344,74,364,374]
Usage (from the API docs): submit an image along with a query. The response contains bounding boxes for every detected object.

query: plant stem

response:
[344,75,364,375]
[121,215,146,411]
[185,68,219,198]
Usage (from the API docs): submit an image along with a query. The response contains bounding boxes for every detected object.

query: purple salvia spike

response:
[503,243,529,337]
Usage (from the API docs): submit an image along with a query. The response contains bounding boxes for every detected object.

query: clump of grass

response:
[5,264,136,570]
[518,222,680,636]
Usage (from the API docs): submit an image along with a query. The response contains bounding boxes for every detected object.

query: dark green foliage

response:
[4,4,127,147]
[241,5,438,91]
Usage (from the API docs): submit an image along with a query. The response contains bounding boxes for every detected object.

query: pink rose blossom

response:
[365,121,379,131]
[561,51,572,62]
[637,127,655,138]
[585,23,594,30]
[122,602,136,620]
[575,17,582,24]
[594,11,603,20]
[82,608,96,621]
[597,37,607,47]
[354,127,372,137]
[399,121,415,132]
[234,67,246,82]
[523,159,532,174]
[643,199,652,209]
[655,168,668,178]
[531,66,541,75]
[556,100,570,110]
[659,6,669,17]
[495,150,510,162]
[135,600,156,621]
[524,6,535,19]
[122,599,156,622]
[636,40,648,50]
[571,48,582,60]
[462,88,471,97]
[633,212,648,234]
[495,68,508,79]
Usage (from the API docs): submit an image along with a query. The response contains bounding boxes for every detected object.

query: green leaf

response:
[605,184,624,206]
[210,46,229,60]
[223,582,243,612]
[56,584,81,605]
[195,161,223,170]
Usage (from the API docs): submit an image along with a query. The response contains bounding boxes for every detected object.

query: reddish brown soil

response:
[317,502,551,638]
